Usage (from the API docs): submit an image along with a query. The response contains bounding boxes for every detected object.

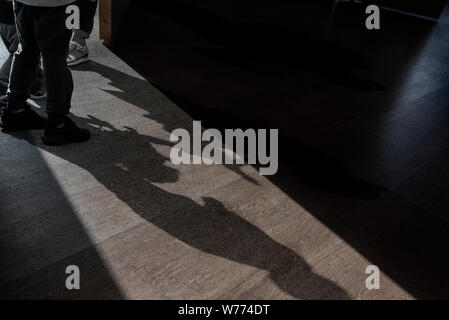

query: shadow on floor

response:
[76,60,449,299]
[5,61,351,300]
[107,0,449,299]
[0,131,123,299]
[153,75,449,300]
[154,75,449,299]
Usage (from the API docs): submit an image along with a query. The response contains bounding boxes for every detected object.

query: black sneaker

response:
[42,116,91,145]
[0,108,46,132]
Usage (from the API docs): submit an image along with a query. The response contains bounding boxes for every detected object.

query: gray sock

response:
[72,30,89,47]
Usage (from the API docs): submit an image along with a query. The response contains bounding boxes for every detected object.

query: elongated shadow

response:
[14,60,350,299]
[107,0,449,299]
[14,113,349,299]
[150,80,449,299]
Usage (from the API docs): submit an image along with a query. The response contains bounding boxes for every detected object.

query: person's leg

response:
[7,5,39,110]
[0,23,19,93]
[0,3,45,131]
[79,0,98,38]
[0,21,46,99]
[34,5,90,144]
[68,0,98,66]
[30,59,46,100]
[35,6,73,124]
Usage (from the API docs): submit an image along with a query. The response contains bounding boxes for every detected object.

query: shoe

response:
[67,41,89,67]
[42,116,91,145]
[0,108,46,132]
[30,87,47,100]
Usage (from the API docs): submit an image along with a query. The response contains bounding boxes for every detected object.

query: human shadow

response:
[104,0,449,299]
[13,111,349,299]
[73,57,449,298]
[156,78,449,299]
[76,60,383,201]
[75,61,383,200]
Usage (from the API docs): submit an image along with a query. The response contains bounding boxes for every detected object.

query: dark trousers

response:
[0,23,44,93]
[8,2,73,123]
[78,0,98,36]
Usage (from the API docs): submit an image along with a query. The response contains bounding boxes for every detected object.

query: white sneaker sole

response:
[67,56,89,67]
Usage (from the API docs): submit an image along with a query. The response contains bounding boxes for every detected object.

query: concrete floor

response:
[0,9,448,299]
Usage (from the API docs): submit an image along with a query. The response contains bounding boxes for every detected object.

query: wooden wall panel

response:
[98,0,130,46]
[99,0,112,45]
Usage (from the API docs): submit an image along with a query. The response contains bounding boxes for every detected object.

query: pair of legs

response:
[0,23,45,98]
[1,2,90,145]
[68,0,98,66]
